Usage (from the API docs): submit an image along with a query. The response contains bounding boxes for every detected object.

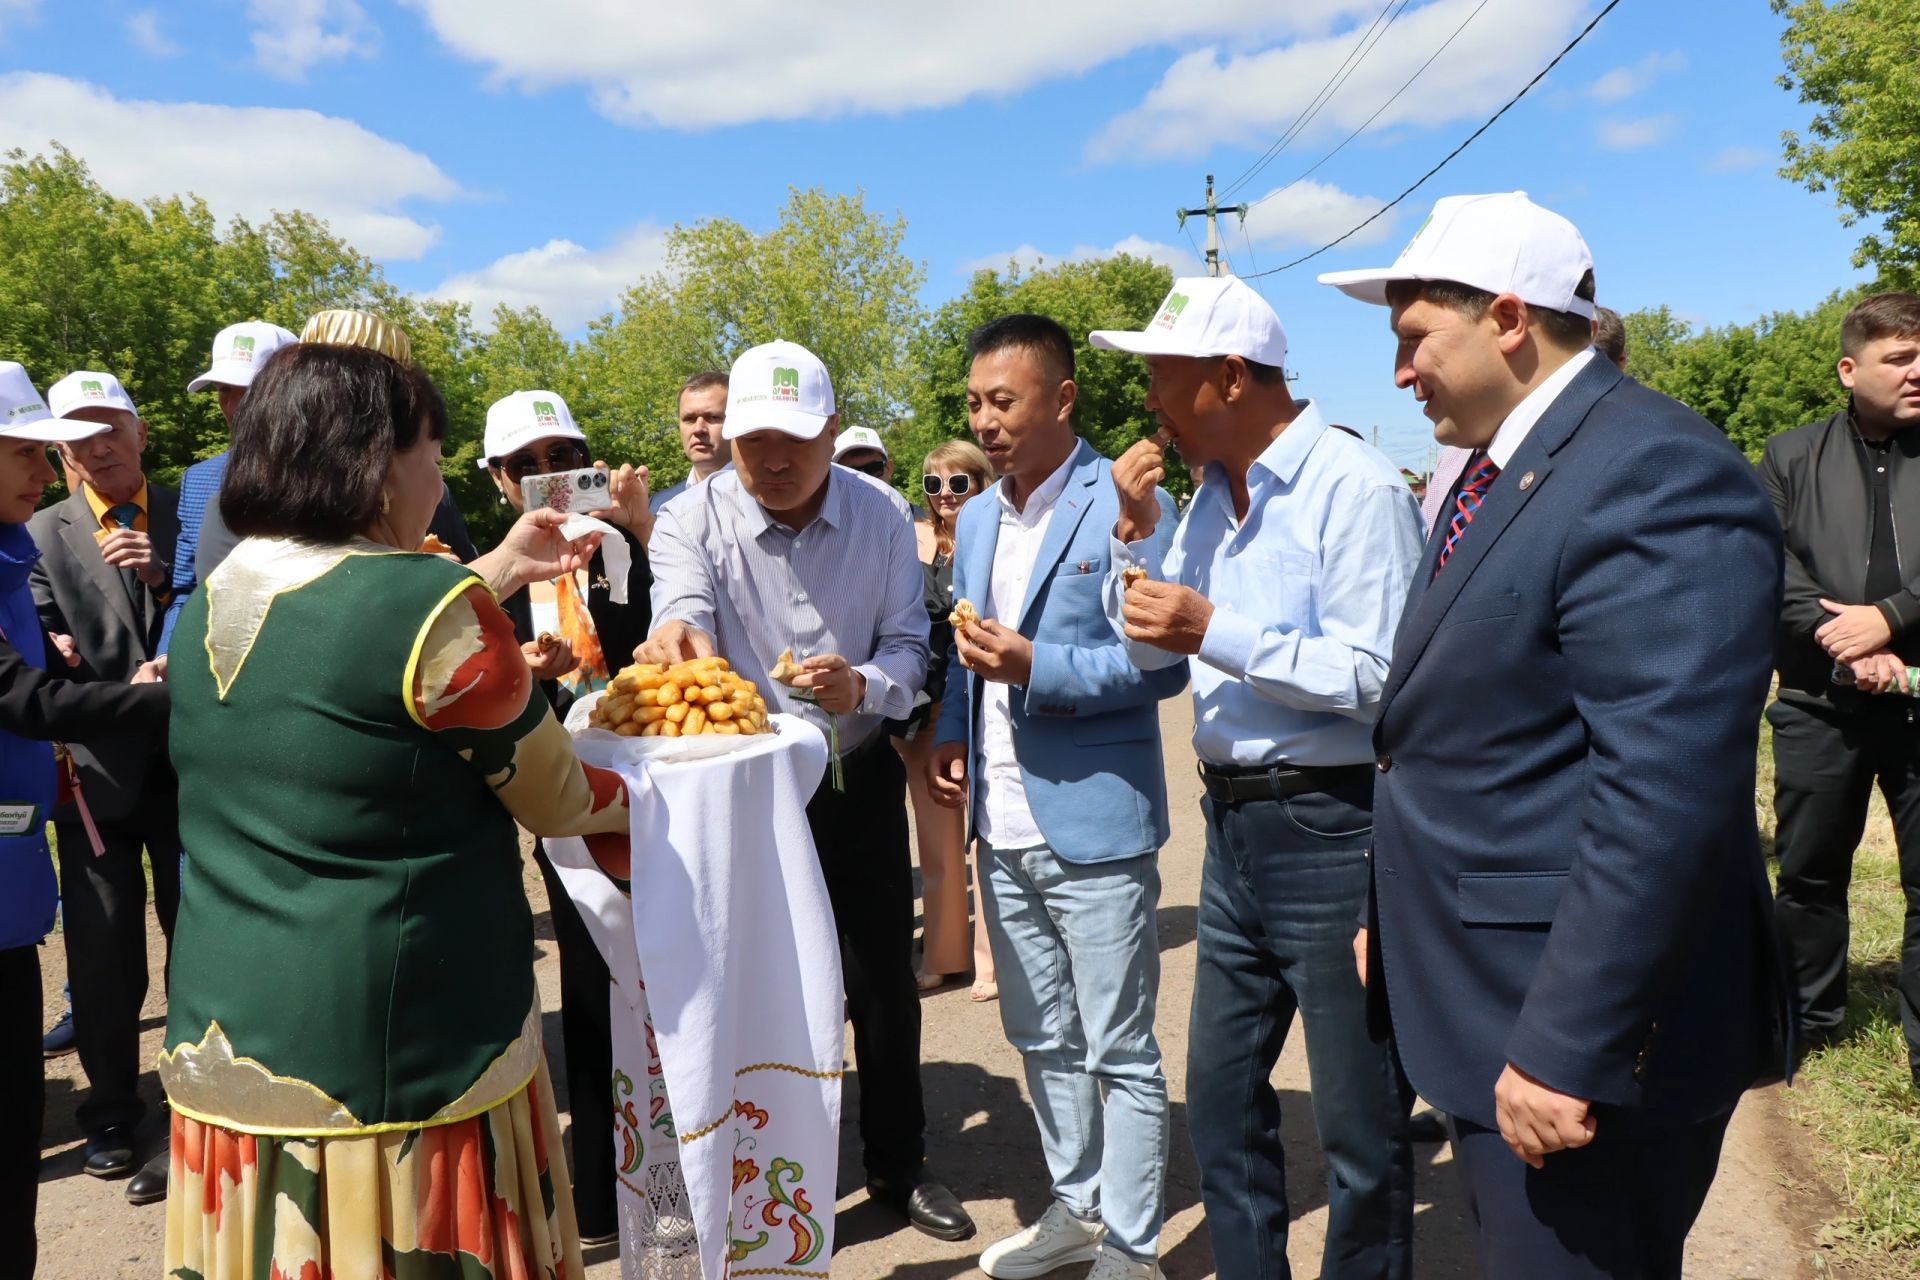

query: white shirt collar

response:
[1486,346,1597,470]
[997,444,1079,525]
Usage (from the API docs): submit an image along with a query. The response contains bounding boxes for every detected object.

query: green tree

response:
[903,253,1176,493]
[0,147,401,484]
[1626,289,1860,457]
[579,189,925,488]
[1776,0,1920,288]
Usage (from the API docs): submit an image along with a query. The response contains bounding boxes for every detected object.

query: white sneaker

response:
[979,1202,1105,1279]
[1083,1244,1164,1280]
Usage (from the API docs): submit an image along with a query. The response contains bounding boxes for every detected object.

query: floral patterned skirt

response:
[164,1060,584,1280]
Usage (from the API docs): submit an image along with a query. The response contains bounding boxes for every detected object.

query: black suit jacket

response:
[27,485,179,822]
[1370,359,1790,1128]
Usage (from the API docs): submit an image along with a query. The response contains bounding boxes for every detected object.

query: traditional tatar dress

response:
[159,538,632,1280]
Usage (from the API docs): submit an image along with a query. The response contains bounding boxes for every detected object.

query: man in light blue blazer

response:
[930,315,1185,1280]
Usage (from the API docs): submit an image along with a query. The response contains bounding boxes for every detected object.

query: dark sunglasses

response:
[495,441,590,483]
[922,473,974,497]
[844,458,890,479]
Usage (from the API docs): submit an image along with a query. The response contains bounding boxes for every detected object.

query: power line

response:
[1241,0,1622,281]
[1219,0,1408,201]
[1246,0,1494,213]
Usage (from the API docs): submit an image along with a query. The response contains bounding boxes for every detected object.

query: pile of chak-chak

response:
[589,658,772,737]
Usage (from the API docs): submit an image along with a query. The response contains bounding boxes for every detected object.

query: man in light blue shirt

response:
[1090,277,1422,1280]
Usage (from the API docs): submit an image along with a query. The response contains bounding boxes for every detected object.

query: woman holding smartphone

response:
[897,440,997,1000]
[478,387,652,1246]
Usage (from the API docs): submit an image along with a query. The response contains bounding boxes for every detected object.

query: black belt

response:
[1197,759,1373,805]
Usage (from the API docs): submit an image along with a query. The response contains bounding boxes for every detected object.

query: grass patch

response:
[1760,708,1920,1270]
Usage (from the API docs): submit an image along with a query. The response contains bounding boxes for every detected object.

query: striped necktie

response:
[1434,452,1499,576]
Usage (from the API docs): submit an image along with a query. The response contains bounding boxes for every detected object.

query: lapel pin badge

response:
[1077,559,1092,574]
[1518,471,1536,492]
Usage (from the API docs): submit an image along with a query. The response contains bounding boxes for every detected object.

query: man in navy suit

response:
[930,315,1185,1280]
[1320,192,1789,1278]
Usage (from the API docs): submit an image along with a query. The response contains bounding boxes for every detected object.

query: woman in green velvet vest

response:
[159,327,633,1280]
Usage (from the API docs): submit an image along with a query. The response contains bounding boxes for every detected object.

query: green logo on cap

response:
[1396,213,1434,263]
[1151,293,1190,331]
[532,400,560,426]
[771,367,800,403]
[80,379,105,398]
[231,335,256,362]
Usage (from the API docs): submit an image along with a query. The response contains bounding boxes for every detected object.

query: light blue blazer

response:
[933,440,1186,864]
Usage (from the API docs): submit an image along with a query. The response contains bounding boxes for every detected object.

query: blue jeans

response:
[981,841,1169,1261]
[1188,786,1414,1280]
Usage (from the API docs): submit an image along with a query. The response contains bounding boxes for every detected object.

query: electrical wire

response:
[1241,0,1621,280]
[1246,0,1494,212]
[1219,0,1408,200]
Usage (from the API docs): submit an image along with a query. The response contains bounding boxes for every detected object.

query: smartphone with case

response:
[520,466,612,515]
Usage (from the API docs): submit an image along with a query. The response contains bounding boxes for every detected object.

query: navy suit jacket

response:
[1370,358,1790,1129]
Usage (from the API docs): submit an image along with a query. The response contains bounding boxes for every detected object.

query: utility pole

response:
[1178,174,1250,278]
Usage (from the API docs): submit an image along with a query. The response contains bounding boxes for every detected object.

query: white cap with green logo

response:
[724,340,835,441]
[187,320,300,392]
[1089,275,1289,367]
[479,390,589,468]
[0,363,110,443]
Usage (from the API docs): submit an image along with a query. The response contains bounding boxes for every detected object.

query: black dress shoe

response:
[867,1176,976,1242]
[83,1128,136,1179]
[42,1007,75,1058]
[125,1151,168,1205]
[1407,1109,1450,1144]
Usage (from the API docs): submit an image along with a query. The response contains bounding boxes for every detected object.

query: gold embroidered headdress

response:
[299,309,412,364]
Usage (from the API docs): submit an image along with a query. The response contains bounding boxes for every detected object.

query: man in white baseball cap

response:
[31,369,183,1205]
[1321,193,1787,1278]
[832,425,892,480]
[1095,275,1423,1280]
[160,322,298,659]
[639,338,973,1241]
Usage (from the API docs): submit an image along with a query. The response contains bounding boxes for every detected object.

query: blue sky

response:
[0,1,1872,474]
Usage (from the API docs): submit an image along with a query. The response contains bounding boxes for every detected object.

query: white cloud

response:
[955,236,1203,280]
[0,0,40,36]
[0,73,462,259]
[1597,114,1679,151]
[1709,144,1771,172]
[125,9,180,58]
[433,224,672,331]
[1585,50,1685,104]
[247,0,378,82]
[400,0,1376,128]
[1090,0,1590,162]
[1243,179,1395,249]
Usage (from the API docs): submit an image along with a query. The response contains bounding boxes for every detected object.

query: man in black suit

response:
[1320,192,1788,1278]
[29,370,181,1203]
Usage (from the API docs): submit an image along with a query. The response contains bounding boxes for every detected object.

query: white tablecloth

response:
[546,715,843,1280]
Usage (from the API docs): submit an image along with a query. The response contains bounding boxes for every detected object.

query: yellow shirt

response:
[84,481,149,541]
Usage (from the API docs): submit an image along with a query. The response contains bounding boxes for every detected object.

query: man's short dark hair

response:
[679,370,729,401]
[1241,357,1287,386]
[1593,305,1627,368]
[222,343,447,543]
[1385,270,1599,351]
[1841,293,1920,359]
[966,313,1076,386]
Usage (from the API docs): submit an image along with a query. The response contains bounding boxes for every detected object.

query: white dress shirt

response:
[649,468,928,753]
[974,453,1076,849]
[1487,347,1596,469]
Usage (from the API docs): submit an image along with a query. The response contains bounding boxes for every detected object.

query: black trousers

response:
[1450,1107,1730,1279]
[0,945,44,1278]
[1769,698,1920,1075]
[805,738,925,1184]
[531,840,616,1238]
[54,785,180,1141]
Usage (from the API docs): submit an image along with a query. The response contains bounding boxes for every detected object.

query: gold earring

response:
[381,491,391,516]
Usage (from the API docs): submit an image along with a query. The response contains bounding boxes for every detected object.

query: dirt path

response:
[34,700,1828,1277]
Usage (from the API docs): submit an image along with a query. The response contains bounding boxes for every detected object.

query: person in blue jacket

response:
[0,362,169,1278]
